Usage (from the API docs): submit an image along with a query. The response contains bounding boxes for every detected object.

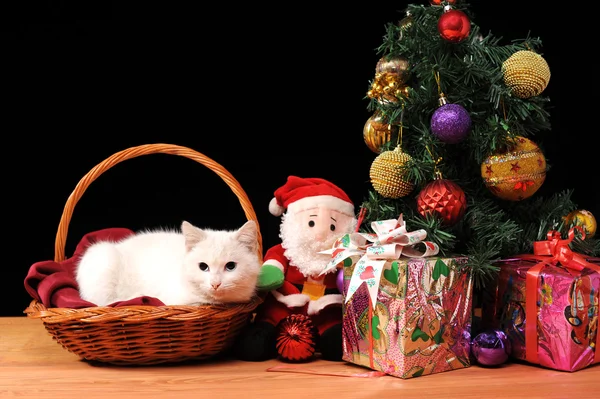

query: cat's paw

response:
[256,264,284,291]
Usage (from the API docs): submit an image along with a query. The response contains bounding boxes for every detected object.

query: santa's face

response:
[280,206,357,278]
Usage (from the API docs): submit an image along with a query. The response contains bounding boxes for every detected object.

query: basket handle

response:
[54,143,263,262]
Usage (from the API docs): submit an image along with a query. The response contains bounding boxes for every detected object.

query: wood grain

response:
[1,317,598,398]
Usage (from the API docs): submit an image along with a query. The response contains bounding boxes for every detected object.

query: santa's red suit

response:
[254,243,342,335]
[234,176,356,362]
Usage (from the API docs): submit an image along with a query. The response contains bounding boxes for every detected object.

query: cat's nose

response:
[212,283,221,290]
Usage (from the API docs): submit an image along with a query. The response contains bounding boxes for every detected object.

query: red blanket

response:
[24,228,166,308]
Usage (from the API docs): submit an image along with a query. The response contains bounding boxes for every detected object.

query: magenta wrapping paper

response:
[342,256,473,379]
[491,257,600,372]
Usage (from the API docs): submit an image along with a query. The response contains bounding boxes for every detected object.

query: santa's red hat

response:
[268,176,355,217]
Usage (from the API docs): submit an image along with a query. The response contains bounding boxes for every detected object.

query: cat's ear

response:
[181,221,207,252]
[236,220,258,253]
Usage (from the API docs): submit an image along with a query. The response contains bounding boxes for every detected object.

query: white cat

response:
[75,220,261,306]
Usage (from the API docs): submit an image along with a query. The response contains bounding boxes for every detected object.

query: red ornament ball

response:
[275,314,319,362]
[430,0,456,4]
[416,178,467,226]
[438,9,470,43]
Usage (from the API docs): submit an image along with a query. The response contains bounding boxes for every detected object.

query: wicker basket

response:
[24,143,264,366]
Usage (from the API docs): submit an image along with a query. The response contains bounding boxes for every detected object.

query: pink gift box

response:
[342,256,473,379]
[488,255,600,372]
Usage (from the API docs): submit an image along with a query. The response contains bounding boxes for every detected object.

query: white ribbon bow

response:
[319,214,439,308]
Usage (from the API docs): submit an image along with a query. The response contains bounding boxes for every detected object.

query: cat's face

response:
[181,220,261,303]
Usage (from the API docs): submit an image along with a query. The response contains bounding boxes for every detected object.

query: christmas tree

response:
[359,0,599,291]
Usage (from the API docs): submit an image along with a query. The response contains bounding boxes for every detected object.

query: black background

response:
[3,1,597,316]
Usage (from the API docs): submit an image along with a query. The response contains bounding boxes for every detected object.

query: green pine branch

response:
[359,2,599,292]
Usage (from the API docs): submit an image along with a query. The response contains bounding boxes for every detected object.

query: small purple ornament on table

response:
[471,329,512,367]
[430,94,471,144]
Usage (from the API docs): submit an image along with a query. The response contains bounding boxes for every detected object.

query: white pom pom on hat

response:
[269,197,285,217]
[268,176,354,217]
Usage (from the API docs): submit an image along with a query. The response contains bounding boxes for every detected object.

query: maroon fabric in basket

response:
[24,228,166,308]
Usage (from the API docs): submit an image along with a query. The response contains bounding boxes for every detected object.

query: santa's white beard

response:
[280,214,339,278]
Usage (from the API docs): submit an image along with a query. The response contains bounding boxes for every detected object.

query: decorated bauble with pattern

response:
[502,50,550,99]
[416,178,467,226]
[370,146,414,198]
[480,136,547,201]
[564,209,597,238]
[363,112,399,153]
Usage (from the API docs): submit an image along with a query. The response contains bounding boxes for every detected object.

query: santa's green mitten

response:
[257,264,284,291]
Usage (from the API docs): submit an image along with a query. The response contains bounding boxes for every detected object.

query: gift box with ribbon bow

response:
[487,227,600,372]
[320,214,473,379]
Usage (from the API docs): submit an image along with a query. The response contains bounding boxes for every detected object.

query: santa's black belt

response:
[293,283,338,295]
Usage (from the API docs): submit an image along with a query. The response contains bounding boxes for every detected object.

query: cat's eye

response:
[308,220,315,227]
[330,224,336,231]
[225,261,237,271]
[199,262,209,272]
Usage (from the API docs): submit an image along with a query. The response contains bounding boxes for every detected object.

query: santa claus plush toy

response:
[234,176,357,362]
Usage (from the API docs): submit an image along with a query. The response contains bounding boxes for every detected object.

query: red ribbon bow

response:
[532,226,587,271]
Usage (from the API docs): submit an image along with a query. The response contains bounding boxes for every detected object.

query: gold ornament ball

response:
[399,15,413,31]
[398,15,413,40]
[370,146,414,198]
[397,85,410,98]
[367,72,407,104]
[375,55,410,85]
[363,113,399,154]
[564,209,597,238]
[480,136,547,201]
[502,50,551,99]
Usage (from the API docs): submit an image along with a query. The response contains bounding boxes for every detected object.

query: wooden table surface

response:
[1,316,598,398]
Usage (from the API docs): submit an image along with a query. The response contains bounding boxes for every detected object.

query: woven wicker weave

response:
[24,143,263,365]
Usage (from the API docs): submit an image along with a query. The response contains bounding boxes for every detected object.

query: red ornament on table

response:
[416,178,467,226]
[438,8,470,43]
[275,314,319,362]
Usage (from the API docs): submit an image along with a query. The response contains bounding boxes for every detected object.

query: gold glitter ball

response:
[363,112,399,154]
[502,50,551,99]
[480,136,547,201]
[370,146,414,198]
[564,209,597,239]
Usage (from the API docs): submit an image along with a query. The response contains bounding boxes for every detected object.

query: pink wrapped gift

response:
[488,228,600,372]
[321,215,473,379]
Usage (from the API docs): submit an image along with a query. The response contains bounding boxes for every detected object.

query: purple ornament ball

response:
[471,329,512,367]
[336,268,344,294]
[430,103,471,144]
